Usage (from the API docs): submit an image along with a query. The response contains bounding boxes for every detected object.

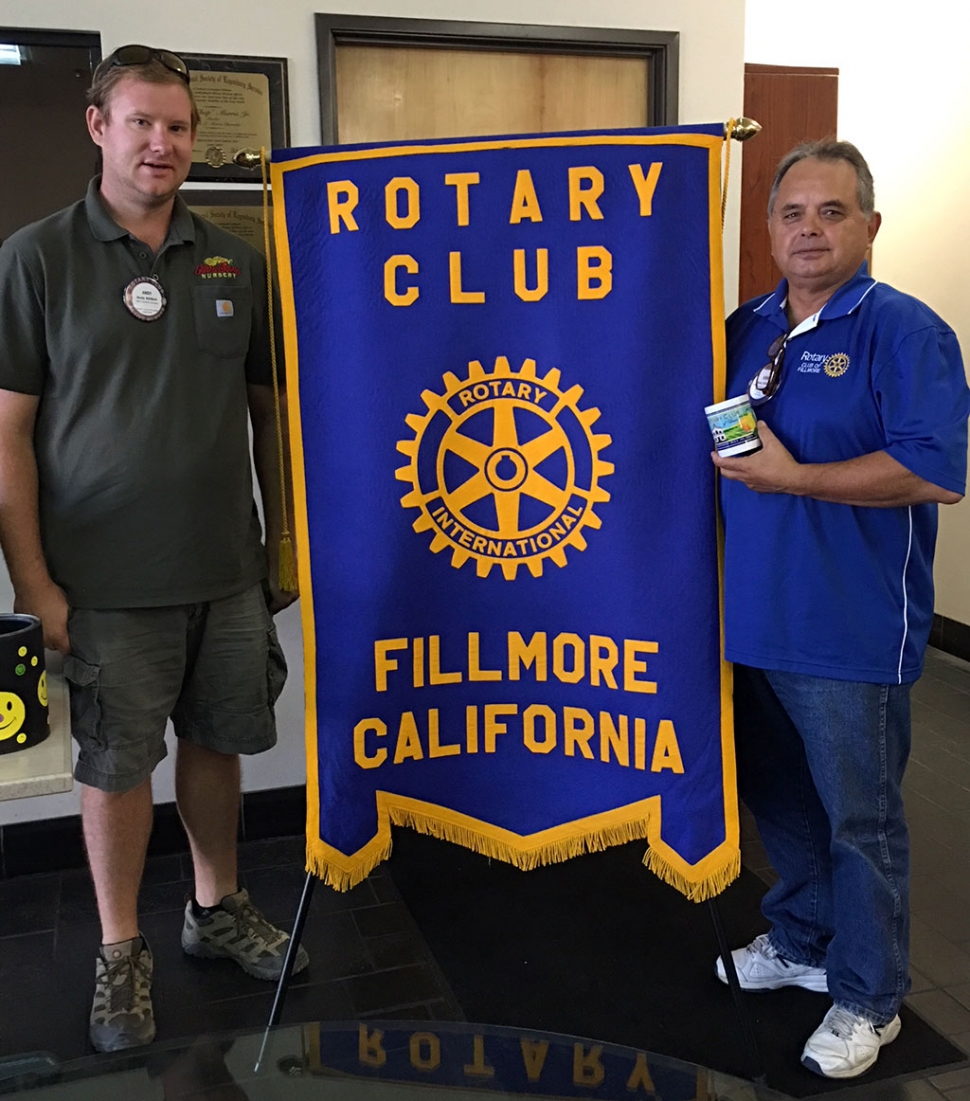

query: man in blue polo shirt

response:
[712,140,968,1079]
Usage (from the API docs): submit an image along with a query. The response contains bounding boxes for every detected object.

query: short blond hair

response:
[88,57,200,130]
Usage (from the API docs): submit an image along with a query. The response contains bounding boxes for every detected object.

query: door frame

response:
[0,26,100,62]
[314,14,679,144]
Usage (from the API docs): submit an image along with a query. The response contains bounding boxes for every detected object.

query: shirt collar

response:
[84,176,196,247]
[753,262,877,336]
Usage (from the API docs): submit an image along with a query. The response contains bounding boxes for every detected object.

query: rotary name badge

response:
[123,276,167,322]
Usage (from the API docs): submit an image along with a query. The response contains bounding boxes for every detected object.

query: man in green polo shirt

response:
[0,45,308,1053]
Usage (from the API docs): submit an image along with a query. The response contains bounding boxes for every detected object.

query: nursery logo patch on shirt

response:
[195,256,241,279]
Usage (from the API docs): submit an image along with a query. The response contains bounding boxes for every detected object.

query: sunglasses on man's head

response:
[748,331,788,405]
[98,45,190,84]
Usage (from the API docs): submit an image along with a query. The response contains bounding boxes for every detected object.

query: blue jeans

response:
[734,665,912,1025]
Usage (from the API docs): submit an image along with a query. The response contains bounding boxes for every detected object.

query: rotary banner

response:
[271,124,738,900]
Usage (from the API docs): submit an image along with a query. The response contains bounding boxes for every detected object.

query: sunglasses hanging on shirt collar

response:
[748,331,789,405]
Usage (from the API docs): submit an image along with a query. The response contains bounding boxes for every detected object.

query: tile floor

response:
[0,646,967,1099]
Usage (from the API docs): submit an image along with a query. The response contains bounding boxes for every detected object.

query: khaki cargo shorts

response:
[64,584,287,793]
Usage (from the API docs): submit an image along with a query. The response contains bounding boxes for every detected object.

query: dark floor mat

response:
[387,829,967,1097]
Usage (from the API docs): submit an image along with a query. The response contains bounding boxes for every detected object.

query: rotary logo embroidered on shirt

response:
[824,353,850,378]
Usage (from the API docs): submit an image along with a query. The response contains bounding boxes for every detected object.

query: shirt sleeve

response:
[874,323,970,496]
[0,238,48,395]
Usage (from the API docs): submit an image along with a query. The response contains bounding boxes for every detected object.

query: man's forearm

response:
[249,388,294,547]
[0,420,53,596]
[714,423,964,507]
[248,384,298,610]
[787,450,962,507]
[0,397,71,651]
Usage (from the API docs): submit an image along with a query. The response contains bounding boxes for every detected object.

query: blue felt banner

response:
[272,125,738,899]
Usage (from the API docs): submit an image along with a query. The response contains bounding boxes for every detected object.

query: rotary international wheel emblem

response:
[396,356,613,579]
[824,352,850,377]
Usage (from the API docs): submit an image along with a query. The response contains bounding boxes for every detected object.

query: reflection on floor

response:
[0,647,966,1099]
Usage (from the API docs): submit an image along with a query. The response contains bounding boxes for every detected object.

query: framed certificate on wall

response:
[180,53,290,183]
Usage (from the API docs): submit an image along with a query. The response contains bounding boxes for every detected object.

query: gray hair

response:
[767,140,875,217]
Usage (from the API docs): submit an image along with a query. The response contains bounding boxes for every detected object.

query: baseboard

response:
[930,614,970,664]
[0,784,306,879]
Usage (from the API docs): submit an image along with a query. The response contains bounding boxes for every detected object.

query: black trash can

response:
[0,614,50,755]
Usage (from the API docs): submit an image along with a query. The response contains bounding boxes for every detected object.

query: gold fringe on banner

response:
[386,805,651,870]
[644,846,741,902]
[305,794,740,899]
[307,839,393,892]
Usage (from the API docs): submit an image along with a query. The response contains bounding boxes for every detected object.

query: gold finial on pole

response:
[233,148,262,170]
[726,117,762,142]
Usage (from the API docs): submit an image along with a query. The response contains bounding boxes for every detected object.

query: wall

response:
[746,0,970,624]
[0,0,746,824]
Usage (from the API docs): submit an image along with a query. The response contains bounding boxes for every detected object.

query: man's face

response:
[86,75,196,208]
[768,157,880,299]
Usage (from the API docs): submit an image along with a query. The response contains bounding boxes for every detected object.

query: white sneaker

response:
[801,1005,901,1078]
[715,933,828,992]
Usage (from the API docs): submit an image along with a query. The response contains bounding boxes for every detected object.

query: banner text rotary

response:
[323,163,664,306]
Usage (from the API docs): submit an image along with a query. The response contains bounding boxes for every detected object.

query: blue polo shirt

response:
[721,264,969,684]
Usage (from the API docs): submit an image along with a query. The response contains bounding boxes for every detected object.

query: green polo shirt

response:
[0,178,271,608]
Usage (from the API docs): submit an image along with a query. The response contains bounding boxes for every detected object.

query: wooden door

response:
[739,64,839,304]
[335,46,650,143]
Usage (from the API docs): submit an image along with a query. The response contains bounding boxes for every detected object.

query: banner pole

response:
[707,896,766,1084]
[254,870,317,1073]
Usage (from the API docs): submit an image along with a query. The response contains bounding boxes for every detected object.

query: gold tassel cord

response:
[261,148,298,593]
[721,117,762,230]
[721,118,737,230]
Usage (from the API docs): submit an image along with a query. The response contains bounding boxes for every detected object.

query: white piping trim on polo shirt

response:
[897,509,914,685]
[753,278,879,325]
[845,280,879,314]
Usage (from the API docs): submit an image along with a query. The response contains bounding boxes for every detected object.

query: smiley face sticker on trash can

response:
[0,615,49,754]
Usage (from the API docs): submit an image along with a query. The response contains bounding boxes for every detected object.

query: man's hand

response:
[264,544,299,615]
[265,581,299,616]
[15,578,70,653]
[712,422,802,494]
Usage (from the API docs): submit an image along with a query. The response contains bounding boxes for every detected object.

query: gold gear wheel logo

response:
[824,352,850,378]
[396,356,613,579]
